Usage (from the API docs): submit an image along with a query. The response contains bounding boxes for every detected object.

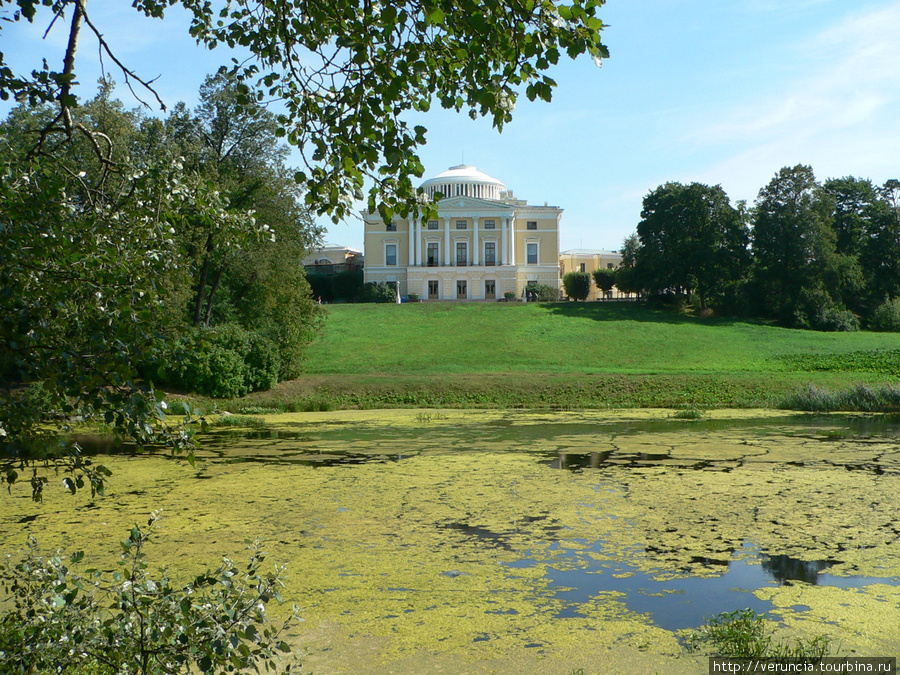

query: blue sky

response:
[4,0,899,252]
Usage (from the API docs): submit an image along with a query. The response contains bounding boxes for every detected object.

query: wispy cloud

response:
[698,2,900,145]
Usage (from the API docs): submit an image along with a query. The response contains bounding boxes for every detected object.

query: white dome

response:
[419,164,506,201]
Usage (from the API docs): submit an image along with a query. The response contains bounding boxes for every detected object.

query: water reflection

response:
[507,542,898,631]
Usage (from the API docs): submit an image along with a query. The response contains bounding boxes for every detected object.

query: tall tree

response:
[634,182,749,310]
[752,165,856,329]
[860,179,900,311]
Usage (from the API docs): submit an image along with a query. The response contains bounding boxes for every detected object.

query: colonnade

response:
[409,215,517,267]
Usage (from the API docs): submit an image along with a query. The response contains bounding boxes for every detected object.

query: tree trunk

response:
[203,269,223,327]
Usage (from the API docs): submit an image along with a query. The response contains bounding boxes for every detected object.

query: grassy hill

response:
[244,302,900,410]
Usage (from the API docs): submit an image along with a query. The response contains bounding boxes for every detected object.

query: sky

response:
[3,0,900,252]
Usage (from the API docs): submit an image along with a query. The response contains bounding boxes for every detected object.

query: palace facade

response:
[363,165,561,300]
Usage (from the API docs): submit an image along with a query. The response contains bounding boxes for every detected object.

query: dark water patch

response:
[506,541,899,631]
[220,452,406,467]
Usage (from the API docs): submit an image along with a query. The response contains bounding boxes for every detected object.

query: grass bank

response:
[216,302,900,411]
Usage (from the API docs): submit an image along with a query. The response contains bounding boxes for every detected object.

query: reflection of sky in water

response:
[506,541,899,631]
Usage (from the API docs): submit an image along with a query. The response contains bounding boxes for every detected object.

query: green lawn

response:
[234,302,899,410]
[304,302,899,375]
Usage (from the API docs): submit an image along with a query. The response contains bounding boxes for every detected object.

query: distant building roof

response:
[560,248,619,256]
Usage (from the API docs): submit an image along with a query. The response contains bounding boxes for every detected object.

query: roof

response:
[560,248,620,256]
[420,164,506,189]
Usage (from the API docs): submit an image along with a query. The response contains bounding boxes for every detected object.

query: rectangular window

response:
[485,280,496,299]
[456,219,467,230]
[386,244,397,266]
[386,222,397,232]
[607,263,615,269]
[428,220,439,230]
[484,219,496,229]
[428,280,439,299]
[456,242,467,266]
[427,242,439,266]
[579,263,586,273]
[456,280,467,299]
[484,242,496,266]
[526,221,537,230]
[527,243,538,264]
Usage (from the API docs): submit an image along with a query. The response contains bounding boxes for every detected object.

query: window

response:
[428,220,439,230]
[428,280,439,299]
[386,244,397,266]
[526,221,537,230]
[456,280,467,299]
[527,243,538,264]
[607,263,615,269]
[386,222,397,232]
[579,263,586,273]
[427,242,439,266]
[485,280,496,299]
[456,219,467,230]
[484,242,496,266]
[484,219,496,229]
[456,242,467,266]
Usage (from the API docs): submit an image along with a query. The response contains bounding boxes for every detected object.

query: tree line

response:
[609,166,900,331]
[1,75,325,497]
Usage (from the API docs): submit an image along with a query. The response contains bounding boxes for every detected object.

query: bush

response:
[165,324,281,398]
[562,271,591,301]
[686,608,834,659]
[869,297,900,331]
[532,284,560,301]
[0,514,299,674]
[360,282,396,303]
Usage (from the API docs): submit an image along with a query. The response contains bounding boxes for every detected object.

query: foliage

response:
[161,324,282,399]
[777,383,900,413]
[2,0,608,223]
[869,297,900,332]
[686,609,834,659]
[532,284,561,301]
[0,513,299,674]
[777,349,900,378]
[752,165,850,326]
[592,268,616,296]
[360,282,397,304]
[634,182,749,310]
[612,234,643,296]
[0,86,235,498]
[562,271,591,301]
[307,270,365,303]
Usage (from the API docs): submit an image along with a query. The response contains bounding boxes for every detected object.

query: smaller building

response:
[302,245,363,275]
[559,248,624,301]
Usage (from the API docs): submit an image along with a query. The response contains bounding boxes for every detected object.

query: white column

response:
[509,217,517,266]
[501,217,508,265]
[413,218,420,266]
[409,218,416,266]
[472,216,479,266]
[444,217,451,266]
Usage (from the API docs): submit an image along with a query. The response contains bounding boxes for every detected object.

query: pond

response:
[3,409,900,673]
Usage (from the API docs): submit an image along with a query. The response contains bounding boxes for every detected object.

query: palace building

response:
[363,165,561,300]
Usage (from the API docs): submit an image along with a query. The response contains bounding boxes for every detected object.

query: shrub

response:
[164,324,281,398]
[407,293,420,302]
[592,268,616,297]
[869,297,900,331]
[360,282,396,303]
[686,608,834,659]
[0,514,299,674]
[503,292,516,300]
[562,271,591,301]
[532,284,560,301]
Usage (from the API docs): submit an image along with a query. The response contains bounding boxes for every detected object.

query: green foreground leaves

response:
[0,513,298,674]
